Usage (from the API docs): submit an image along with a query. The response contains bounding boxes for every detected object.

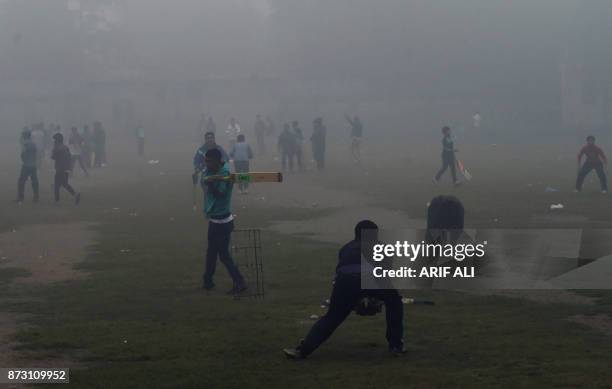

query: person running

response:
[230,134,254,194]
[434,126,459,185]
[51,133,81,205]
[576,135,608,194]
[68,127,88,177]
[345,114,363,164]
[283,220,405,359]
[135,122,145,157]
[201,148,247,294]
[254,114,267,155]
[15,130,39,203]
[292,121,304,170]
[278,123,297,172]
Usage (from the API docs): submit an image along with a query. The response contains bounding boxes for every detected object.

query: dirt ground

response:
[0,222,96,368]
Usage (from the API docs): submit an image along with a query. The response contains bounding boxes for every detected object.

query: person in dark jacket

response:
[254,114,267,155]
[92,121,106,168]
[283,220,405,359]
[278,123,297,172]
[51,133,80,205]
[434,126,459,185]
[15,131,39,203]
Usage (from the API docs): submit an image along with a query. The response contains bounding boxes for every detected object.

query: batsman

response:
[199,148,247,294]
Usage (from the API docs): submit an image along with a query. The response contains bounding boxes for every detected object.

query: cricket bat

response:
[456,159,472,181]
[203,172,283,184]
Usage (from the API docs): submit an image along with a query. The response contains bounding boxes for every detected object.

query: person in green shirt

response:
[15,130,39,203]
[201,148,246,294]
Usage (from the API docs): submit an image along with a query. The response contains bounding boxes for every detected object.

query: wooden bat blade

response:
[204,172,283,183]
[233,172,283,183]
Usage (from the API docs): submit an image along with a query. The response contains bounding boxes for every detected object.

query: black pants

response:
[203,221,245,288]
[17,166,39,201]
[300,273,404,357]
[54,171,76,202]
[234,160,250,191]
[435,151,457,182]
[576,161,608,191]
[138,139,145,156]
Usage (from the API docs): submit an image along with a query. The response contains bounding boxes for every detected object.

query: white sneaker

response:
[602,190,608,194]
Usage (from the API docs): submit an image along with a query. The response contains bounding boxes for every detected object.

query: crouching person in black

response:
[283,220,405,359]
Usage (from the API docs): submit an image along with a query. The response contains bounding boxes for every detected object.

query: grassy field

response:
[0,136,611,388]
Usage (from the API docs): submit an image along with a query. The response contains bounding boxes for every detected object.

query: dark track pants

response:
[203,220,245,289]
[54,171,76,202]
[576,161,607,191]
[435,151,457,182]
[17,166,39,201]
[300,273,404,357]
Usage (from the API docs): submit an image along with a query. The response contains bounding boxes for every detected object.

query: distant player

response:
[472,112,481,130]
[278,123,297,172]
[201,148,246,294]
[15,130,39,203]
[93,122,106,168]
[135,122,145,157]
[434,126,459,185]
[254,114,267,155]
[345,114,363,164]
[68,127,89,177]
[576,135,608,194]
[51,133,81,205]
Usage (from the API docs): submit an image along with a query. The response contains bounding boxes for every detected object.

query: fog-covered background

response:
[1,0,611,138]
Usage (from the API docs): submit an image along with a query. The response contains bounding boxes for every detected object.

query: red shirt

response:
[578,144,607,164]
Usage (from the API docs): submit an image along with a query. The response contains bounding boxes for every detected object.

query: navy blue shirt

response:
[336,240,362,274]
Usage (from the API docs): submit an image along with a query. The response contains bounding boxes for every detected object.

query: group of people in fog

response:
[15,121,108,205]
[196,114,339,175]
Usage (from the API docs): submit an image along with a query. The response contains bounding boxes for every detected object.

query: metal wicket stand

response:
[231,229,265,299]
